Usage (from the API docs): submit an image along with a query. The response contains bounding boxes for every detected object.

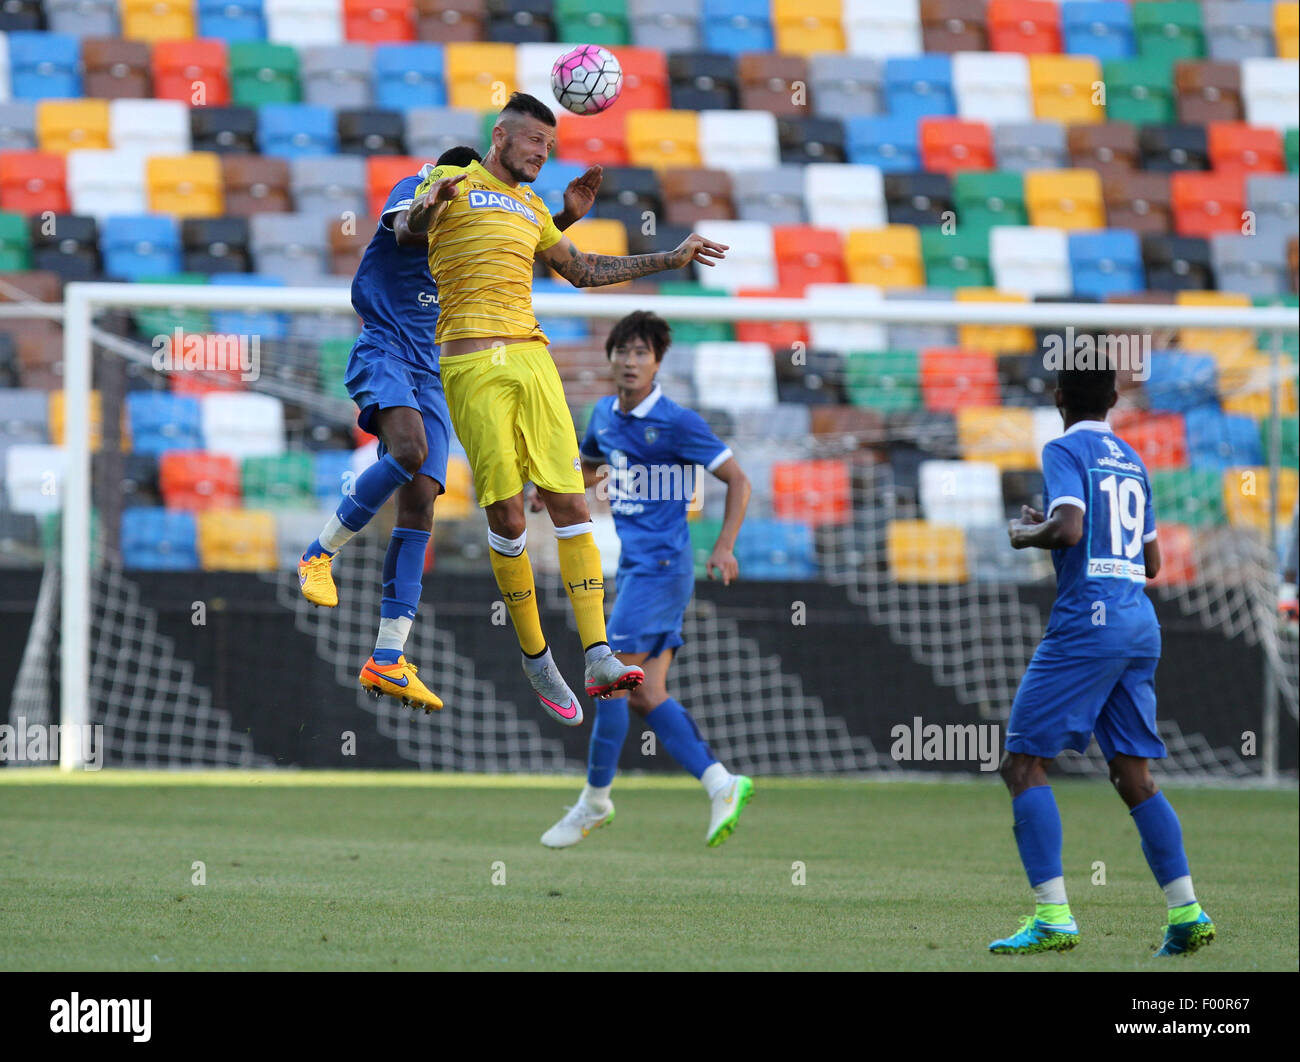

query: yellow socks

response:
[488,545,546,657]
[556,527,607,650]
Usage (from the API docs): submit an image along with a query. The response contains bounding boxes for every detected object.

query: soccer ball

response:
[551,45,623,116]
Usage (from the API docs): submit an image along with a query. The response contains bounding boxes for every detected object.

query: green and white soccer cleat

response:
[540,800,615,848]
[988,915,1080,954]
[1155,909,1215,956]
[706,775,753,848]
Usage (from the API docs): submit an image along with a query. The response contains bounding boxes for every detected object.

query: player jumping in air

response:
[404,93,728,727]
[296,145,601,713]
[537,312,754,848]
[991,365,1214,957]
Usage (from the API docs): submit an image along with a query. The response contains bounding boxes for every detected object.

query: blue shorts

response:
[606,568,695,657]
[1006,643,1166,762]
[344,340,451,490]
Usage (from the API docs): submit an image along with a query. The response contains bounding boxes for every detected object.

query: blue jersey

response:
[1040,420,1160,658]
[580,385,732,576]
[350,167,441,374]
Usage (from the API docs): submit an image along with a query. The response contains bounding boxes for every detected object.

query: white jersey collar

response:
[618,383,663,419]
[1064,419,1113,436]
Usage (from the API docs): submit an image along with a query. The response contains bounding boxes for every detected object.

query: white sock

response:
[1032,877,1069,907]
[701,762,733,799]
[1162,875,1197,908]
[581,783,611,809]
[374,616,413,654]
[318,515,357,554]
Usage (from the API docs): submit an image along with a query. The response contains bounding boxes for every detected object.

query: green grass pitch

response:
[1,772,1295,972]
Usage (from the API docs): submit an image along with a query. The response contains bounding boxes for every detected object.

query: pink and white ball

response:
[551,45,624,116]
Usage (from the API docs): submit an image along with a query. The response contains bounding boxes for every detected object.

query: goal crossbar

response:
[56,283,1300,768]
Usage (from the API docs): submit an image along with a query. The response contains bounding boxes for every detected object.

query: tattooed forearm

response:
[554,246,679,287]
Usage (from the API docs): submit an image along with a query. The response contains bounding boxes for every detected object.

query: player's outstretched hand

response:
[1020,505,1044,525]
[671,234,729,270]
[707,547,739,585]
[428,172,467,202]
[563,165,603,221]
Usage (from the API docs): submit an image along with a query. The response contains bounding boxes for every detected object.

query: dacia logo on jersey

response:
[467,189,537,224]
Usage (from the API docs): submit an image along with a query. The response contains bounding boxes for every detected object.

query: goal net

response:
[4,281,1296,779]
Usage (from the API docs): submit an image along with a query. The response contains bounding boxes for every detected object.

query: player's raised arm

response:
[394,172,467,246]
[553,165,603,232]
[707,457,751,585]
[538,232,728,287]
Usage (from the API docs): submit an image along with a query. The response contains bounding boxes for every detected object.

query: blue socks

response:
[644,698,716,779]
[587,698,630,787]
[1130,791,1191,888]
[372,526,429,665]
[586,697,717,785]
[338,453,412,534]
[1012,786,1064,889]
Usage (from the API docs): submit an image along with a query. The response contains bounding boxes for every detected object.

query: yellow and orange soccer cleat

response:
[298,552,339,607]
[358,656,443,713]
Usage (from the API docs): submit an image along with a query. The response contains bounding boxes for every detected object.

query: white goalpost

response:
[42,283,1300,772]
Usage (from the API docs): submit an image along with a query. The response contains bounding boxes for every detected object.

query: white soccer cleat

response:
[584,651,645,699]
[705,775,754,848]
[540,800,615,848]
[523,652,584,727]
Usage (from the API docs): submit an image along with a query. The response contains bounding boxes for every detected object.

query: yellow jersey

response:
[413,159,564,345]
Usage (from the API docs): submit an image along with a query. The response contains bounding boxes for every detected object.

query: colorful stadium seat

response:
[160,451,242,510]
[1241,57,1299,128]
[1024,167,1105,229]
[148,154,225,218]
[1170,171,1246,237]
[126,393,204,455]
[1061,1,1135,60]
[122,508,200,569]
[36,100,110,154]
[1133,1,1205,63]
[988,0,1063,55]
[920,0,986,54]
[990,224,1071,295]
[197,507,278,570]
[888,519,968,583]
[920,117,994,173]
[846,225,924,288]
[772,0,845,56]
[1104,58,1176,124]
[197,0,268,41]
[955,288,1034,352]
[702,0,773,55]
[153,39,232,107]
[345,0,416,42]
[845,116,920,172]
[230,40,301,105]
[1029,54,1105,123]
[1068,229,1143,298]
[884,55,956,118]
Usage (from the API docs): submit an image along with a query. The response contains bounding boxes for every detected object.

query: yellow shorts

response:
[439,340,584,507]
